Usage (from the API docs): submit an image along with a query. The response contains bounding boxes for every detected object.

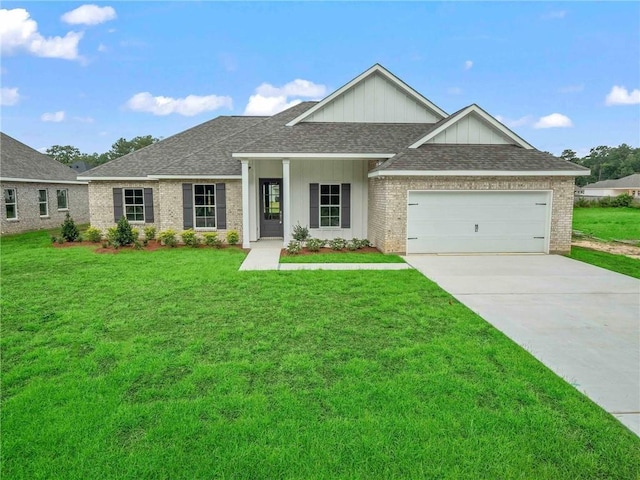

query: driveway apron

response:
[404,254,640,436]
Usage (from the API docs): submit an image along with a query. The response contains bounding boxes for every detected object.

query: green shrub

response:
[133,240,143,250]
[106,227,118,245]
[346,240,358,251]
[50,235,58,244]
[144,226,156,240]
[60,212,80,242]
[57,237,64,245]
[203,232,223,248]
[131,228,140,239]
[306,238,325,252]
[181,229,200,247]
[85,226,102,243]
[598,196,612,208]
[358,238,371,248]
[329,237,347,251]
[114,217,135,246]
[286,240,302,255]
[611,193,633,208]
[159,229,177,247]
[226,230,239,246]
[292,223,310,242]
[574,197,593,208]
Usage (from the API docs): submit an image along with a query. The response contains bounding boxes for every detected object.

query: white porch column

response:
[241,159,251,248]
[282,159,291,243]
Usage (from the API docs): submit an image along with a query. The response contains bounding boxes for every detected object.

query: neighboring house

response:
[579,174,640,198]
[80,64,589,254]
[70,161,91,174]
[1,132,90,235]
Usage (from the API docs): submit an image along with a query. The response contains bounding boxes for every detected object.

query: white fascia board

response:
[1,177,88,185]
[76,176,149,181]
[150,175,242,179]
[368,170,591,178]
[408,104,535,150]
[232,153,396,159]
[285,64,448,126]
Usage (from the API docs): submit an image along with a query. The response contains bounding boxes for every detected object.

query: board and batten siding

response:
[302,72,440,124]
[426,113,512,145]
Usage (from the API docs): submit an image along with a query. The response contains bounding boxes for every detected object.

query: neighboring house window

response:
[124,188,144,222]
[4,189,17,219]
[320,184,340,227]
[57,189,68,210]
[194,184,216,228]
[38,189,48,216]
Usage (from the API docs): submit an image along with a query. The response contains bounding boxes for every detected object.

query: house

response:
[1,132,89,235]
[80,64,589,254]
[578,173,640,198]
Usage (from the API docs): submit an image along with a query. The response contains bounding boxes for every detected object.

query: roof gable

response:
[286,64,447,126]
[409,104,534,150]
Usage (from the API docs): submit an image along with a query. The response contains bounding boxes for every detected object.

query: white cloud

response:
[125,92,233,116]
[464,60,473,70]
[447,87,463,95]
[495,114,533,128]
[605,85,640,106]
[558,84,584,94]
[0,87,20,106]
[533,113,573,129]
[0,8,83,60]
[97,43,108,53]
[542,10,566,20]
[244,79,327,115]
[61,5,116,26]
[41,111,66,122]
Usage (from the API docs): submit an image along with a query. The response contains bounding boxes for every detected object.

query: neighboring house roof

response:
[583,173,640,189]
[70,161,91,173]
[0,132,79,182]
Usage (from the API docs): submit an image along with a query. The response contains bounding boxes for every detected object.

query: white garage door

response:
[406,191,551,254]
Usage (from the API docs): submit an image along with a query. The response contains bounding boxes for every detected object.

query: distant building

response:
[580,173,640,198]
[70,161,91,174]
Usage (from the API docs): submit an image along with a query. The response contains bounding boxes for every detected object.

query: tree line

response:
[561,144,640,186]
[46,135,159,168]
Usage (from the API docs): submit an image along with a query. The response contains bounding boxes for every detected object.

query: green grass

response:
[2,231,638,479]
[568,246,640,279]
[573,207,640,242]
[280,251,405,263]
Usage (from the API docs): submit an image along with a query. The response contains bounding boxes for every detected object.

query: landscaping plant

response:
[181,229,200,247]
[84,227,102,243]
[286,240,302,254]
[158,229,178,247]
[203,232,223,248]
[144,226,156,241]
[305,238,325,252]
[329,237,347,250]
[292,223,310,242]
[114,216,135,246]
[226,230,239,246]
[60,212,81,242]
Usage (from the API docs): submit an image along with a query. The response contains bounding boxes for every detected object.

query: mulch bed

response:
[280,246,381,257]
[52,240,248,254]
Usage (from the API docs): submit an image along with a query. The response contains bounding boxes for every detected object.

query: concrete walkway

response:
[404,254,640,436]
[239,240,412,271]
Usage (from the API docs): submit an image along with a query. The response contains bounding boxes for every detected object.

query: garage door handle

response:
[533,236,545,239]
[408,203,418,206]
[535,203,547,205]
[407,237,417,240]
[475,224,478,232]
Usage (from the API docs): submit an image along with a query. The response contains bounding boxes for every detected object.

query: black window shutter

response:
[182,183,193,229]
[309,183,319,228]
[113,188,123,222]
[216,183,226,229]
[341,183,351,229]
[143,188,154,223]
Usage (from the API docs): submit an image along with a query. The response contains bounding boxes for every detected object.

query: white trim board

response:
[368,170,590,178]
[150,175,242,180]
[1,177,88,185]
[232,153,395,159]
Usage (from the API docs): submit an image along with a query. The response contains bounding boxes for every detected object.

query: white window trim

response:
[4,188,17,220]
[123,188,145,223]
[193,184,217,230]
[56,188,69,211]
[319,183,341,228]
[38,189,49,217]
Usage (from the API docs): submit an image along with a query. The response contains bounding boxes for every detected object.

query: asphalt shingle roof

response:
[584,173,640,189]
[373,144,590,172]
[1,132,79,181]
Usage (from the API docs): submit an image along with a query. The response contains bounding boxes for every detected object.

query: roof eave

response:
[368,169,591,178]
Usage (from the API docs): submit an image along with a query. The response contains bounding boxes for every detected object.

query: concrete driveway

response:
[404,254,640,436]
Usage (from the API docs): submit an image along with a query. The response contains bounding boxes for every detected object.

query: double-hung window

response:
[38,189,48,217]
[4,189,17,219]
[124,188,144,222]
[194,184,216,228]
[57,189,68,210]
[320,184,340,227]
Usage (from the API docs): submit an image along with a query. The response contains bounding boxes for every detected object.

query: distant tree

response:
[106,135,159,160]
[46,145,82,166]
[570,144,640,186]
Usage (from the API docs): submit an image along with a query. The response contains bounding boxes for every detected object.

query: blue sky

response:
[1,2,639,157]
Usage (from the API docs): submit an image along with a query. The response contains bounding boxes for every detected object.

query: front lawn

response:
[1,231,638,479]
[573,207,640,242]
[568,246,640,279]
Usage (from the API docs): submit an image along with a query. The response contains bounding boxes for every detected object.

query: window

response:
[4,189,16,219]
[38,189,48,216]
[57,189,68,210]
[194,184,216,228]
[320,184,340,227]
[124,188,144,222]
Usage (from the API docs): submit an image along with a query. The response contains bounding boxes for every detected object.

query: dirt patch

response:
[280,246,381,257]
[572,239,640,259]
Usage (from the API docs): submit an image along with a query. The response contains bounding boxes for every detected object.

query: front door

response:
[259,178,283,238]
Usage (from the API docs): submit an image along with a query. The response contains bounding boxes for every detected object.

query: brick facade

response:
[1,182,89,235]
[368,175,575,254]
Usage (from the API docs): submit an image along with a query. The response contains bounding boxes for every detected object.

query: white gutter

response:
[368,170,591,178]
[232,153,395,159]
[1,177,88,185]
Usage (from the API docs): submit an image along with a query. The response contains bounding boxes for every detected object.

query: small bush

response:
[56,237,64,245]
[101,241,109,249]
[143,238,149,247]
[85,226,102,243]
[611,193,633,208]
[131,228,140,239]
[346,240,358,251]
[159,229,178,247]
[60,212,80,242]
[358,238,371,248]
[133,240,143,250]
[286,240,302,255]
[574,197,593,208]
[50,235,57,244]
[144,226,156,240]
[203,232,223,248]
[306,238,325,252]
[598,196,612,208]
[106,227,118,245]
[181,229,200,247]
[329,237,347,251]
[292,223,310,242]
[226,230,239,246]
[115,216,135,246]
